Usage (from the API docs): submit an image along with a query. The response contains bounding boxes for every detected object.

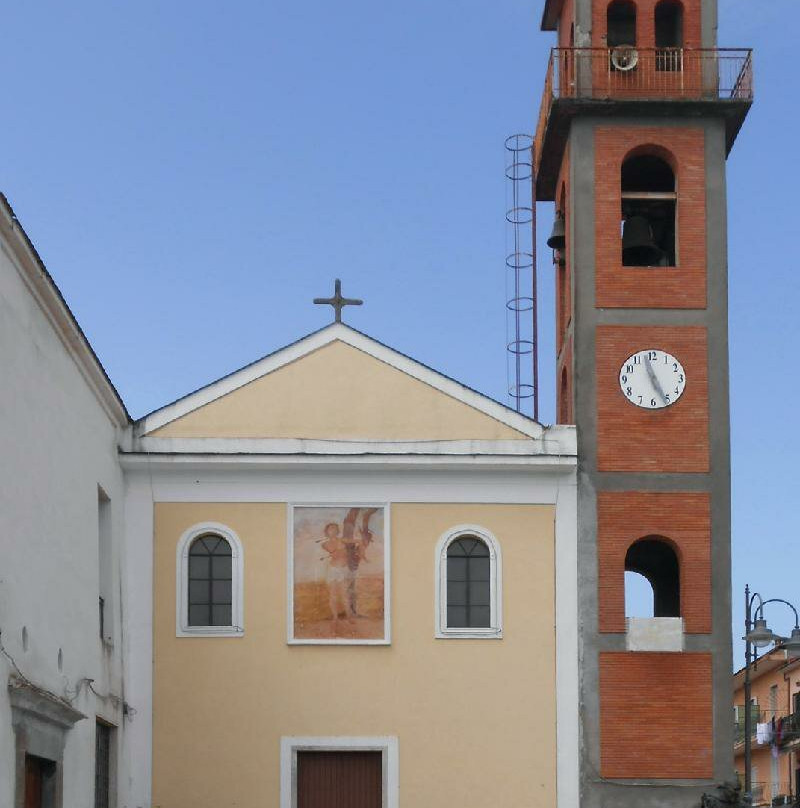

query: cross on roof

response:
[313,278,363,323]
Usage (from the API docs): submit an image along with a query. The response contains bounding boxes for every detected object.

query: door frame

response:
[280,736,398,808]
[9,678,86,808]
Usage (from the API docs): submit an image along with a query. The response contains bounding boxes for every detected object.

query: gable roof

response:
[134,322,544,440]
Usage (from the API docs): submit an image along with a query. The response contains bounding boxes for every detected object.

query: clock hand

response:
[645,356,667,404]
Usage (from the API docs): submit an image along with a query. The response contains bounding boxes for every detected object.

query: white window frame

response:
[435,524,502,639]
[280,736,398,808]
[176,521,244,637]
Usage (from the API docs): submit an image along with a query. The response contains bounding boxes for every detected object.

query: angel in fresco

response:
[320,507,378,623]
[320,521,351,628]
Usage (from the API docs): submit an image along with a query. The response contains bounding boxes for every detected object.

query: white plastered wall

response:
[0,237,128,807]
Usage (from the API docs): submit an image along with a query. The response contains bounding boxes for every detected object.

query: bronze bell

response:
[546,215,566,250]
[622,215,665,266]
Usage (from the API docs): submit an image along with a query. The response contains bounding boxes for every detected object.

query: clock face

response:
[619,349,686,409]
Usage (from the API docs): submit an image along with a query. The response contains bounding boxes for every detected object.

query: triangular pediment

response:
[137,325,541,442]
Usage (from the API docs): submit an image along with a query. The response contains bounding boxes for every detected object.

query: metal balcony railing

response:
[734,707,784,746]
[750,782,766,805]
[771,795,799,807]
[535,47,753,165]
[733,708,800,747]
[552,47,752,100]
[778,712,800,746]
[746,783,798,807]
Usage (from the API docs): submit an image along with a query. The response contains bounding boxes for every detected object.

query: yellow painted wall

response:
[148,341,528,440]
[734,662,797,799]
[153,502,557,808]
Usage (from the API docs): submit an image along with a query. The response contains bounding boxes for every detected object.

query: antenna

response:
[504,134,538,420]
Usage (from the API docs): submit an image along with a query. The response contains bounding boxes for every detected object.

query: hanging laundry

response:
[756,722,773,745]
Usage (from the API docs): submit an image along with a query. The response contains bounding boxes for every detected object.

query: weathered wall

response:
[151,501,557,808]
[0,235,127,806]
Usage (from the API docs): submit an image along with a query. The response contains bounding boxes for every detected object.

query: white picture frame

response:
[287,503,391,645]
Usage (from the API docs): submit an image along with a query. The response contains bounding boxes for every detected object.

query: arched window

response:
[189,535,233,626]
[447,538,490,627]
[621,152,677,267]
[624,537,680,618]
[177,522,244,636]
[436,526,502,638]
[655,0,683,71]
[607,0,637,48]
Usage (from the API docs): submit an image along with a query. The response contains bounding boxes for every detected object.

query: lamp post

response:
[742,585,800,803]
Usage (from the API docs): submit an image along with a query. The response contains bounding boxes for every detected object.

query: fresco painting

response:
[291,506,387,642]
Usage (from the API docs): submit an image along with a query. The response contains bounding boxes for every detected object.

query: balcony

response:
[733,708,800,749]
[778,712,800,747]
[534,47,753,199]
[733,767,795,806]
[747,783,797,807]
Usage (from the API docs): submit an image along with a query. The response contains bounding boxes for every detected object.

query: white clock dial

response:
[619,349,686,409]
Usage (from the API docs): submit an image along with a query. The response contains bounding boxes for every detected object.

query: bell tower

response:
[535,0,751,805]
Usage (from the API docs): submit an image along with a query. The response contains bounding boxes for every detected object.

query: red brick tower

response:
[535,0,752,804]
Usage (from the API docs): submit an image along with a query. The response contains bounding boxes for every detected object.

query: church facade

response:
[121,324,578,808]
[0,0,753,805]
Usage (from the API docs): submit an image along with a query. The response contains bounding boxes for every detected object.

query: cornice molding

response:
[8,675,86,729]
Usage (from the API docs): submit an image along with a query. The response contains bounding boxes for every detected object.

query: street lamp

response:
[783,627,800,657]
[742,585,800,803]
[747,617,775,648]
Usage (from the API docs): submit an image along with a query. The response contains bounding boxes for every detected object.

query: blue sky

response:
[2,1,796,664]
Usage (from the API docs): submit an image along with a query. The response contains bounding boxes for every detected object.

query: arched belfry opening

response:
[655,0,684,70]
[607,0,637,48]
[621,152,677,267]
[655,0,683,48]
[624,537,680,618]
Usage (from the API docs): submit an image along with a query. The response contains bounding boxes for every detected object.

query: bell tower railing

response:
[547,47,752,101]
[534,47,753,200]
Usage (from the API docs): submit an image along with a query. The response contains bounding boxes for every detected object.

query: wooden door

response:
[297,751,382,808]
[24,756,43,808]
